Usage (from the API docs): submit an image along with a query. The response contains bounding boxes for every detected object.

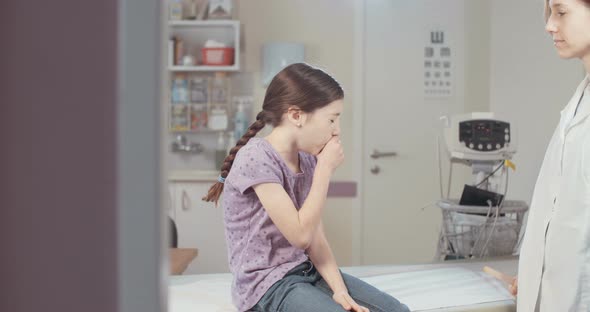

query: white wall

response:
[489,0,586,204]
[464,0,491,113]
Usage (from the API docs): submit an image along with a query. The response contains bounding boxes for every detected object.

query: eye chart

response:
[424,30,453,98]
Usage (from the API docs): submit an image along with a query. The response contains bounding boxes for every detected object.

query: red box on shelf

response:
[201,47,235,66]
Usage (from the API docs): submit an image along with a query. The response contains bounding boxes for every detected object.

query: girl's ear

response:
[286,106,306,127]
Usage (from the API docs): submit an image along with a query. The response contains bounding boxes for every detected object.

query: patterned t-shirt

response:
[221,137,316,311]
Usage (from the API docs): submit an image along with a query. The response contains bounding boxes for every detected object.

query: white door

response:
[360,0,467,264]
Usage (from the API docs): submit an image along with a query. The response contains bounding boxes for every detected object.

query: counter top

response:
[168,170,219,182]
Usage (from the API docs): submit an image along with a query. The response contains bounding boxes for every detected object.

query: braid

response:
[202,111,269,205]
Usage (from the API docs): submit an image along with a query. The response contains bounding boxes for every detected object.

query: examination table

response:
[169,256,517,312]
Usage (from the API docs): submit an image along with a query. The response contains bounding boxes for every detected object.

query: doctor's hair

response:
[544,0,590,21]
[202,63,344,205]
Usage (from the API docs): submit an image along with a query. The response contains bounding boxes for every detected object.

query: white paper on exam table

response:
[170,274,236,312]
[169,267,514,312]
[359,267,514,311]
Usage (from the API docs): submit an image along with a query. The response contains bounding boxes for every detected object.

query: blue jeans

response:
[250,260,411,312]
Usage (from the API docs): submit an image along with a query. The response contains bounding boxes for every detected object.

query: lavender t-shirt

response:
[222,138,315,311]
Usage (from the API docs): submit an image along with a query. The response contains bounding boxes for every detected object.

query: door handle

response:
[370,149,398,159]
[168,187,176,219]
[181,190,190,211]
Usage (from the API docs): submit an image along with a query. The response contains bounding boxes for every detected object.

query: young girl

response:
[204,63,409,312]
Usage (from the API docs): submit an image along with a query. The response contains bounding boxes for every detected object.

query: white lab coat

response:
[518,75,590,312]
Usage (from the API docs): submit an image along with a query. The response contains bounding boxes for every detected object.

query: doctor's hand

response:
[332,291,370,312]
[508,278,518,296]
[483,266,518,296]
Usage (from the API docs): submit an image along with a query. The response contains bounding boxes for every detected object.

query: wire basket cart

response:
[436,199,528,260]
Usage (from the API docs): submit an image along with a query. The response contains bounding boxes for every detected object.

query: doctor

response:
[517,0,590,311]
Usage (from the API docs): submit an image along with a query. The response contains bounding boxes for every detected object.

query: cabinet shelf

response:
[170,128,227,134]
[168,18,240,132]
[168,19,240,71]
[169,65,239,72]
[168,20,239,27]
